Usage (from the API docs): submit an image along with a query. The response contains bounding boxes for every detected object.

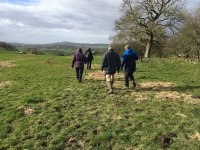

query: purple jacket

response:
[72,48,86,68]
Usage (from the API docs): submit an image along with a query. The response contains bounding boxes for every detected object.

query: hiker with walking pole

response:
[85,48,94,70]
[101,45,121,94]
[121,44,139,88]
[72,48,86,82]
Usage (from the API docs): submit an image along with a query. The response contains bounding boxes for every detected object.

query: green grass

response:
[0,50,200,149]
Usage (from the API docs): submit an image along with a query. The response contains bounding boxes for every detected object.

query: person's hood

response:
[124,48,134,55]
[76,48,82,53]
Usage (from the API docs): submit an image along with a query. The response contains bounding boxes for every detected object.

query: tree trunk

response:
[144,32,153,58]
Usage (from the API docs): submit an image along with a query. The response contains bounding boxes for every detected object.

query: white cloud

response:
[0,0,122,44]
[186,0,200,10]
[1,0,199,44]
[0,18,28,28]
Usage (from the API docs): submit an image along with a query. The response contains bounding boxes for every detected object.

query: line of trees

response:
[0,41,16,51]
[169,6,200,59]
[112,0,200,60]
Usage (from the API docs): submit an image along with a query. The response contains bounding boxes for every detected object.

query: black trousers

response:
[86,61,92,69]
[76,67,84,81]
[125,69,135,87]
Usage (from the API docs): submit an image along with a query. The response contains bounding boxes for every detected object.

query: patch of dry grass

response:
[0,81,12,89]
[133,82,200,104]
[139,82,176,91]
[0,61,16,68]
[175,113,187,118]
[154,91,198,104]
[91,64,101,69]
[18,106,35,115]
[191,132,200,141]
[84,70,105,80]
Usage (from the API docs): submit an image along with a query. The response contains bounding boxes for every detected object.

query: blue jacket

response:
[121,48,138,71]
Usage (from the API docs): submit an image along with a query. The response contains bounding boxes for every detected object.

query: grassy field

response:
[0,50,200,150]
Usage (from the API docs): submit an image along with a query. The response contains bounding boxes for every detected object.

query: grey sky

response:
[0,0,199,44]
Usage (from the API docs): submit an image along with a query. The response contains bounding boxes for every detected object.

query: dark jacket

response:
[85,48,94,62]
[102,49,121,74]
[121,48,138,72]
[72,48,86,68]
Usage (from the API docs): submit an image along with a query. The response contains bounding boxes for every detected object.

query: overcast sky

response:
[0,0,200,44]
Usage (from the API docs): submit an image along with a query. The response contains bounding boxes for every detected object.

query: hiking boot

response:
[132,81,136,87]
[108,90,113,94]
[106,81,113,94]
[130,78,136,87]
[124,85,129,89]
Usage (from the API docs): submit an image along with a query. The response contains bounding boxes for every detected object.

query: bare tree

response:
[114,0,185,58]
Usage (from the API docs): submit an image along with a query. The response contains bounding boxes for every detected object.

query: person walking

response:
[72,48,86,82]
[85,48,94,70]
[101,45,121,94]
[121,45,139,88]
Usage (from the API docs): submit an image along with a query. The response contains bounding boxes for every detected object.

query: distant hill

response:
[0,41,109,55]
[10,41,109,50]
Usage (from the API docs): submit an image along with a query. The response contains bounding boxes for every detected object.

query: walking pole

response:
[84,66,87,79]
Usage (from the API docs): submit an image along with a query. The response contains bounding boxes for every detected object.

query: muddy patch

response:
[156,135,173,148]
[67,137,85,149]
[93,126,103,135]
[0,61,16,68]
[40,60,55,65]
[0,81,12,89]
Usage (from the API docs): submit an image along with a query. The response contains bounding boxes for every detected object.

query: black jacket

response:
[102,49,121,74]
[85,49,94,62]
